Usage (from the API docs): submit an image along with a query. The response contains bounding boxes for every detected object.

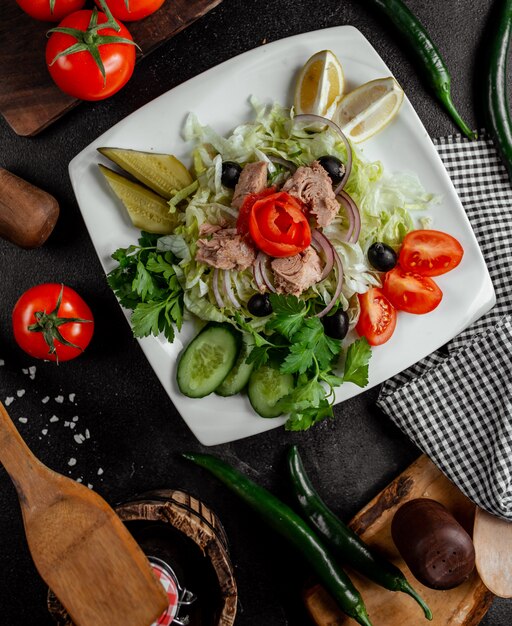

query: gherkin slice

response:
[99,164,178,234]
[98,147,193,199]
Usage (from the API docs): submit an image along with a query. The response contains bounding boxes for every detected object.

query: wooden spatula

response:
[474,506,512,597]
[0,402,168,626]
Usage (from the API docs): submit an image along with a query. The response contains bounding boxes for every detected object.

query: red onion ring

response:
[223,270,241,309]
[316,247,344,319]
[337,191,361,244]
[253,252,276,293]
[267,155,297,173]
[212,268,225,309]
[253,255,264,291]
[311,230,335,281]
[293,113,352,191]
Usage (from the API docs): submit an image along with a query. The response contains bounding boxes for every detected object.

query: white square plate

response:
[69,25,495,446]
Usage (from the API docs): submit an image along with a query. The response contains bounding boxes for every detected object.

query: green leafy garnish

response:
[107,232,184,342]
[343,337,371,387]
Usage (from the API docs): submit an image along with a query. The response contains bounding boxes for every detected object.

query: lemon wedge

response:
[333,77,404,143]
[294,50,345,118]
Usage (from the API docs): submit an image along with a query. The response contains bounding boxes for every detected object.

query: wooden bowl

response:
[48,489,237,626]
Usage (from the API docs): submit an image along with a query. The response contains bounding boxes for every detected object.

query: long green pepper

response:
[485,0,512,178]
[287,446,432,620]
[365,0,476,139]
[183,452,373,626]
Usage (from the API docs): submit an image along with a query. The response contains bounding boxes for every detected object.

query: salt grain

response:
[85,429,90,439]
[17,389,25,398]
[69,393,76,402]
[74,434,85,444]
[64,421,70,427]
[22,368,28,375]
[69,422,76,430]
[68,458,77,467]
[55,395,64,404]
[97,468,104,476]
[87,484,93,490]
[41,429,48,435]
[42,396,49,404]
[18,417,27,424]
[29,366,36,380]
[72,416,79,422]
[5,397,14,406]
[0,359,5,366]
[76,478,82,483]
[49,415,59,423]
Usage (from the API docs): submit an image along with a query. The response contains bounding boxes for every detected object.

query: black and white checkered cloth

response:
[377,132,512,520]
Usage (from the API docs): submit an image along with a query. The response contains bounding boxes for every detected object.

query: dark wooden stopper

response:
[0,168,59,248]
[391,498,475,590]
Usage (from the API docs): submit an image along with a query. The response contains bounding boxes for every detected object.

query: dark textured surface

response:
[0,0,509,624]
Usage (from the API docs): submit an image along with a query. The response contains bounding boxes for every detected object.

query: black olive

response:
[368,242,398,272]
[248,293,272,317]
[321,310,349,340]
[318,155,345,185]
[221,161,242,188]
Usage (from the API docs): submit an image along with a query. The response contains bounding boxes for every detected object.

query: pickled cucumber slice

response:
[99,164,178,234]
[98,147,193,199]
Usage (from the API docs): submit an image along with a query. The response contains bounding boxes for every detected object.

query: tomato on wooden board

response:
[94,0,165,21]
[383,267,443,314]
[12,284,94,362]
[248,191,311,257]
[45,8,136,101]
[16,0,85,21]
[399,230,464,277]
[356,288,397,346]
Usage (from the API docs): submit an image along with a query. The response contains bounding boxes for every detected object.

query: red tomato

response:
[16,0,85,21]
[356,288,397,346]
[399,230,464,277]
[237,187,276,236]
[94,0,165,21]
[12,284,94,362]
[46,10,136,101]
[383,267,443,314]
[248,191,311,257]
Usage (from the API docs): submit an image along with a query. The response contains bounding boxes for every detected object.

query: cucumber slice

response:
[98,147,193,199]
[177,324,241,398]
[216,334,255,397]
[248,364,295,418]
[99,164,178,234]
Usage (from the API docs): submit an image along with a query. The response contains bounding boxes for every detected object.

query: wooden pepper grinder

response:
[0,167,59,248]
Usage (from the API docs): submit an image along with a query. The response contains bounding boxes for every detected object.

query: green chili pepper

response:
[485,0,512,178]
[183,452,373,626]
[365,0,476,139]
[287,446,432,621]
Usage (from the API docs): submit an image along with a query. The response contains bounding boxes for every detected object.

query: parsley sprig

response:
[107,232,184,342]
[235,294,372,431]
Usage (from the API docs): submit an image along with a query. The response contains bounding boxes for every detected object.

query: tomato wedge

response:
[356,288,397,346]
[383,267,443,314]
[399,230,464,277]
[248,191,311,257]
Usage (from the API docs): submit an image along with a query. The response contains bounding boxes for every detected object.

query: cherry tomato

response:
[399,229,464,277]
[16,0,85,22]
[383,267,443,314]
[46,10,136,101]
[356,288,397,346]
[94,0,165,21]
[12,284,94,362]
[248,191,311,257]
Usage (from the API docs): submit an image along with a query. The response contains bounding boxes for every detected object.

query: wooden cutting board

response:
[0,0,223,137]
[304,455,494,626]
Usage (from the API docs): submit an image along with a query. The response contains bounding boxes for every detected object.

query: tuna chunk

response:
[282,160,339,227]
[196,228,256,271]
[271,246,322,296]
[231,161,268,209]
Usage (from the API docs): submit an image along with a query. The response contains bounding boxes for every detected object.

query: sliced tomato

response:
[383,267,443,314]
[356,288,397,346]
[399,230,464,276]
[248,191,311,257]
[237,187,276,236]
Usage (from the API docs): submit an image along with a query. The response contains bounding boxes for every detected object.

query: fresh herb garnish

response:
[107,232,183,342]
[235,294,372,431]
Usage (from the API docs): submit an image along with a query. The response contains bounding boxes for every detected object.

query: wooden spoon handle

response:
[0,402,46,505]
[0,168,59,248]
